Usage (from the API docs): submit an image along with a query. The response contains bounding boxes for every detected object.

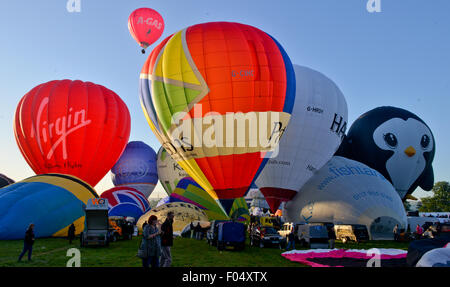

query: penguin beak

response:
[404,146,416,157]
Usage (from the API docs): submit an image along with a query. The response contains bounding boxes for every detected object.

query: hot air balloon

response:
[284,156,407,240]
[336,106,435,199]
[169,177,228,220]
[229,197,250,222]
[128,8,164,53]
[140,22,296,213]
[254,65,348,212]
[100,186,150,220]
[111,141,158,198]
[157,146,189,195]
[0,174,14,188]
[0,174,98,240]
[14,80,131,187]
[137,202,208,234]
[157,177,249,221]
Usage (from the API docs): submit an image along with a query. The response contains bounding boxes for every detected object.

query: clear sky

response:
[0,0,448,199]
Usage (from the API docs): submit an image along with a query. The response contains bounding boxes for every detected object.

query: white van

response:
[279,222,293,238]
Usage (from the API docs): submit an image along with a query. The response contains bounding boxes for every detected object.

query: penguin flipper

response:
[419,165,434,191]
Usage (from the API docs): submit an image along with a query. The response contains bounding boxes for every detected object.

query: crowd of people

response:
[393,222,447,241]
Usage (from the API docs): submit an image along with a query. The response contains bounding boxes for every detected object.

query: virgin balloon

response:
[14,80,131,187]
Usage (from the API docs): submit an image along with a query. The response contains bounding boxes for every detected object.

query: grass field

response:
[0,236,410,267]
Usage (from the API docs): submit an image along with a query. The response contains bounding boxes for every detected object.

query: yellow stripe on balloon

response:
[22,175,96,204]
[177,159,217,200]
[155,30,201,86]
[52,216,85,237]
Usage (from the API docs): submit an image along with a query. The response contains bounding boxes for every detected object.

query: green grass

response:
[0,237,410,267]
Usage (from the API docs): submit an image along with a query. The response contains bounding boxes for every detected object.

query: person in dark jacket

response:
[190,222,194,239]
[286,229,296,250]
[68,223,76,244]
[328,226,336,249]
[18,224,35,262]
[160,211,174,267]
[194,222,202,240]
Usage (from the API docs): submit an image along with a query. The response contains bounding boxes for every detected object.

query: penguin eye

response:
[421,134,430,149]
[383,133,398,148]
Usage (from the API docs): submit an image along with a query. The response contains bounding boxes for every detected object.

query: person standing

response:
[190,222,194,239]
[68,223,76,244]
[141,215,162,268]
[195,223,202,240]
[393,224,399,241]
[286,229,296,250]
[160,211,174,267]
[18,224,35,262]
[328,226,336,249]
[415,224,423,239]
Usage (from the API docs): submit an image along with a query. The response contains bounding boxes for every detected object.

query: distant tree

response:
[419,181,450,212]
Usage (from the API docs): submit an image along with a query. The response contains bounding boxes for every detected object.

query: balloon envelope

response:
[170,177,228,220]
[140,22,296,213]
[111,141,158,198]
[157,146,189,195]
[128,8,164,51]
[0,174,98,240]
[100,186,150,220]
[14,80,131,187]
[255,65,348,212]
[159,177,250,221]
[137,202,208,234]
[336,106,435,199]
[285,156,407,240]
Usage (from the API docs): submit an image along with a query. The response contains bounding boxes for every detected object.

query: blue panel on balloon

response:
[109,203,144,220]
[0,182,85,240]
[111,141,158,186]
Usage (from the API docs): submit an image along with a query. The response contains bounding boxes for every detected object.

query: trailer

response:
[80,198,110,247]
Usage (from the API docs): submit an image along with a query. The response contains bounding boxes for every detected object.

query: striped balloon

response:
[100,186,150,220]
[140,22,295,213]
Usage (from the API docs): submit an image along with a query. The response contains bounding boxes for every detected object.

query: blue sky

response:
[0,0,448,199]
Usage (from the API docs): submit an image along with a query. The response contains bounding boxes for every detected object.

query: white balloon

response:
[285,156,407,240]
[157,146,189,195]
[255,65,348,211]
[416,246,450,267]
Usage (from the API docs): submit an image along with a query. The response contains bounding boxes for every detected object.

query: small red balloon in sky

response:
[128,8,164,53]
[14,80,131,187]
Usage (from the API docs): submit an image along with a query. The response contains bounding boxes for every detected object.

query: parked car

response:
[334,224,369,243]
[296,223,329,248]
[108,216,133,242]
[250,225,286,249]
[217,221,246,251]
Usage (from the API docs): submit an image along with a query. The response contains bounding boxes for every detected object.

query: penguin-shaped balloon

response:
[336,106,435,199]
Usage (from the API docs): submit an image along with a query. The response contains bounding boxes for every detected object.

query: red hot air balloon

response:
[128,8,164,53]
[14,80,131,187]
